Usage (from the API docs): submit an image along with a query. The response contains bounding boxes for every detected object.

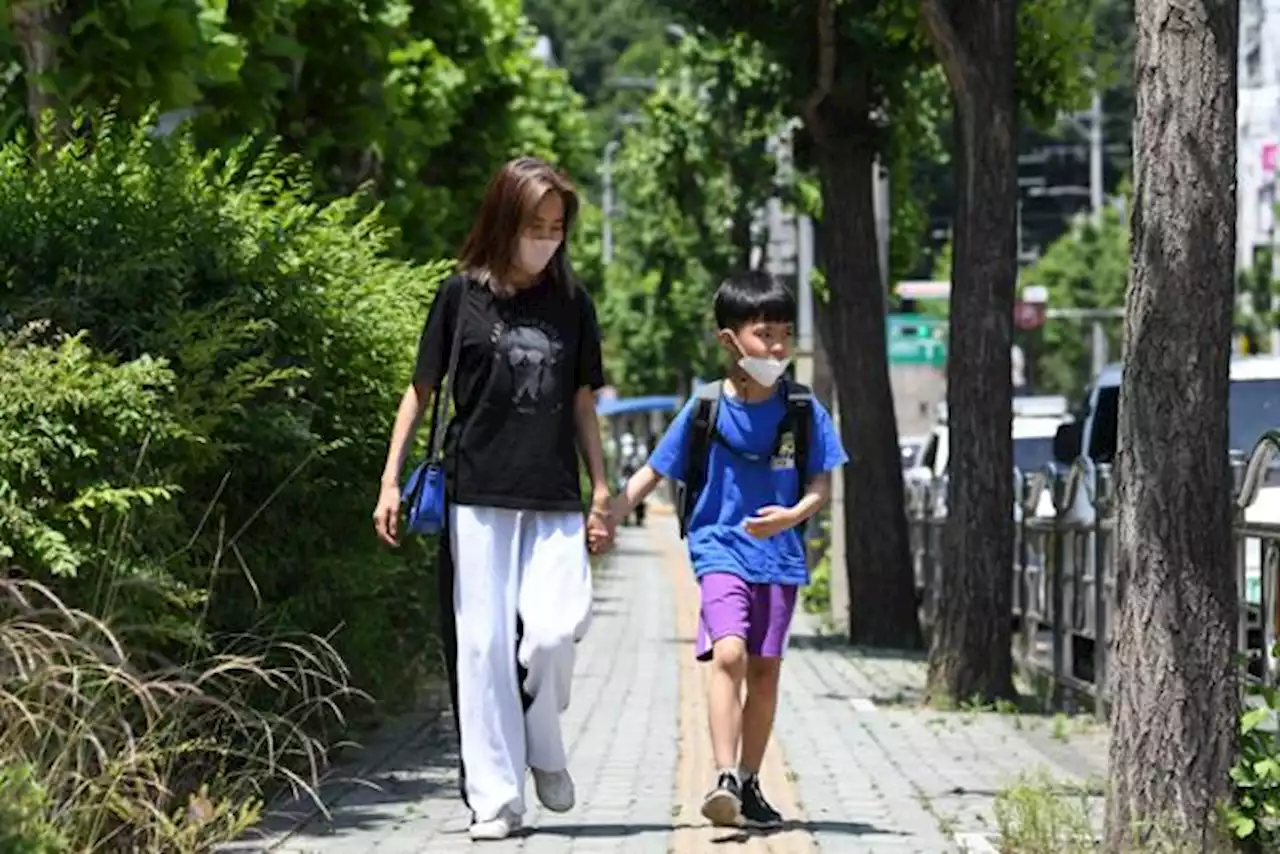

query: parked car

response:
[906,395,1072,519]
[1050,355,1280,606]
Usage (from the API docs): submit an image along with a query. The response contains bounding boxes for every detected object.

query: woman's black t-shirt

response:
[412,273,605,512]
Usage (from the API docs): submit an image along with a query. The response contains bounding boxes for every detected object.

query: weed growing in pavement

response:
[992,769,1228,854]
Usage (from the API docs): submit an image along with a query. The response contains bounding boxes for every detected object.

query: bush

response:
[0,112,452,847]
[0,764,65,854]
[0,112,451,707]
[1227,648,1280,851]
[801,514,832,616]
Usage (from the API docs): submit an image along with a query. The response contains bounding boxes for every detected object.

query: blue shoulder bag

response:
[401,288,467,536]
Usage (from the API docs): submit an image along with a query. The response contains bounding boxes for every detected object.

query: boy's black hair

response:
[713,270,797,330]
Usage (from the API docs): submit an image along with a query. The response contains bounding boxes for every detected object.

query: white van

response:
[908,395,1071,506]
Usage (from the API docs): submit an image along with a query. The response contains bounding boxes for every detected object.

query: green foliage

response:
[1016,0,1098,127]
[1227,663,1280,851]
[1019,206,1128,399]
[1236,249,1278,355]
[524,0,668,105]
[0,329,183,580]
[665,0,1093,138]
[0,764,64,854]
[887,64,950,285]
[601,31,787,393]
[1,0,594,260]
[0,111,449,712]
[801,553,831,615]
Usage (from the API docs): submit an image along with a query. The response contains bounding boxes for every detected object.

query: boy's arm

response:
[743,473,832,539]
[610,464,663,520]
[790,472,832,525]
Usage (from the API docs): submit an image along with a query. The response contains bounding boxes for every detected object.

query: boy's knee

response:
[711,636,749,678]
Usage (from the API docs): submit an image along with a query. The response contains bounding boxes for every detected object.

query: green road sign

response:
[887,313,946,367]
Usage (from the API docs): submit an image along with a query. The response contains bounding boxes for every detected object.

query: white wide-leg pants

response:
[450,504,593,822]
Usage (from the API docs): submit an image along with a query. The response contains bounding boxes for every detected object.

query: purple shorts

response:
[695,572,798,661]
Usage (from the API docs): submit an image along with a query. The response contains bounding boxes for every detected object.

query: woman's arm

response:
[374,382,432,545]
[573,386,610,510]
[380,382,431,488]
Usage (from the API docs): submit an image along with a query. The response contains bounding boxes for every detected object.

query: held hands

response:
[743,505,800,540]
[586,491,617,555]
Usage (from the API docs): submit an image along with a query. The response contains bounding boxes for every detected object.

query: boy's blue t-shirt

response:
[647,383,849,586]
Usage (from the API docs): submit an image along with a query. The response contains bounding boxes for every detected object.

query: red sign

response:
[1014,301,1046,330]
[1264,143,1278,174]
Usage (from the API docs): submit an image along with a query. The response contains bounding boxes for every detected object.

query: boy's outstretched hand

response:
[744,505,799,540]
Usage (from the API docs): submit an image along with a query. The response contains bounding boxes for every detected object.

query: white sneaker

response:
[531,767,575,812]
[469,809,522,841]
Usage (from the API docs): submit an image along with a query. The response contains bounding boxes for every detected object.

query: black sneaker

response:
[741,775,783,828]
[700,772,742,827]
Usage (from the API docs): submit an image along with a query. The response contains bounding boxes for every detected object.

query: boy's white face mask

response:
[738,354,791,387]
[727,330,789,387]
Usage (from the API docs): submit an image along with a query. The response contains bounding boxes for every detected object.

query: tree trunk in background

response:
[807,78,922,650]
[11,1,61,140]
[920,0,1018,703]
[1104,1,1239,848]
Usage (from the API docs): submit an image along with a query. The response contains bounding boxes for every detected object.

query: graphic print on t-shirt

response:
[771,429,797,470]
[495,320,565,413]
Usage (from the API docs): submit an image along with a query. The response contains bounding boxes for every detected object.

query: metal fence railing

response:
[904,431,1280,713]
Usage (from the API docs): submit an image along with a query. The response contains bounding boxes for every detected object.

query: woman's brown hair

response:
[458,157,580,293]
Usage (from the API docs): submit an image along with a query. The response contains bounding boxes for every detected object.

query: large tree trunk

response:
[1104,1,1239,849]
[807,81,922,649]
[920,0,1018,702]
[11,1,61,139]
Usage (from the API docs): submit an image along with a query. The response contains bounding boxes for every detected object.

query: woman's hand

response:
[373,482,402,546]
[587,491,615,554]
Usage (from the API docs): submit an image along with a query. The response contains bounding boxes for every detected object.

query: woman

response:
[373,157,613,841]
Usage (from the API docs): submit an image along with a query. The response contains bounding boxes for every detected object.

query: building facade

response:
[1239,0,1280,272]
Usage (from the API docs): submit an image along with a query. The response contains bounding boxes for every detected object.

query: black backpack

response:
[676,379,812,539]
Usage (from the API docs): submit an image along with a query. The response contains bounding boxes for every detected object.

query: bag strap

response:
[680,381,722,538]
[424,281,468,463]
[782,379,813,502]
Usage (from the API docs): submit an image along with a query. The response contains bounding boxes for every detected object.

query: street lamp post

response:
[602,140,620,266]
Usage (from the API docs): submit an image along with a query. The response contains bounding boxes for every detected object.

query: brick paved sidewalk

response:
[222,517,1109,853]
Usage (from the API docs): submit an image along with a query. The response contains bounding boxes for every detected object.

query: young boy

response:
[608,270,847,827]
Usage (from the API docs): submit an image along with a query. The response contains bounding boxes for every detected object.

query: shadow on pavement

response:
[526,818,892,839]
[785,633,928,661]
[711,819,899,843]
[216,702,463,851]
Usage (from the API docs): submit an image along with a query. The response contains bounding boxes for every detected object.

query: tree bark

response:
[807,85,923,650]
[11,0,61,141]
[919,0,1018,702]
[1104,1,1239,849]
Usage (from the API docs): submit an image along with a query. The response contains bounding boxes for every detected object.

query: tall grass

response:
[0,575,357,852]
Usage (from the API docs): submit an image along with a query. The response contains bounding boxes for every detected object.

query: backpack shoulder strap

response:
[679,381,722,538]
[780,380,813,498]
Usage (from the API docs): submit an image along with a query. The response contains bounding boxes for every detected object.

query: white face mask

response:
[517,237,561,275]
[738,354,791,387]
